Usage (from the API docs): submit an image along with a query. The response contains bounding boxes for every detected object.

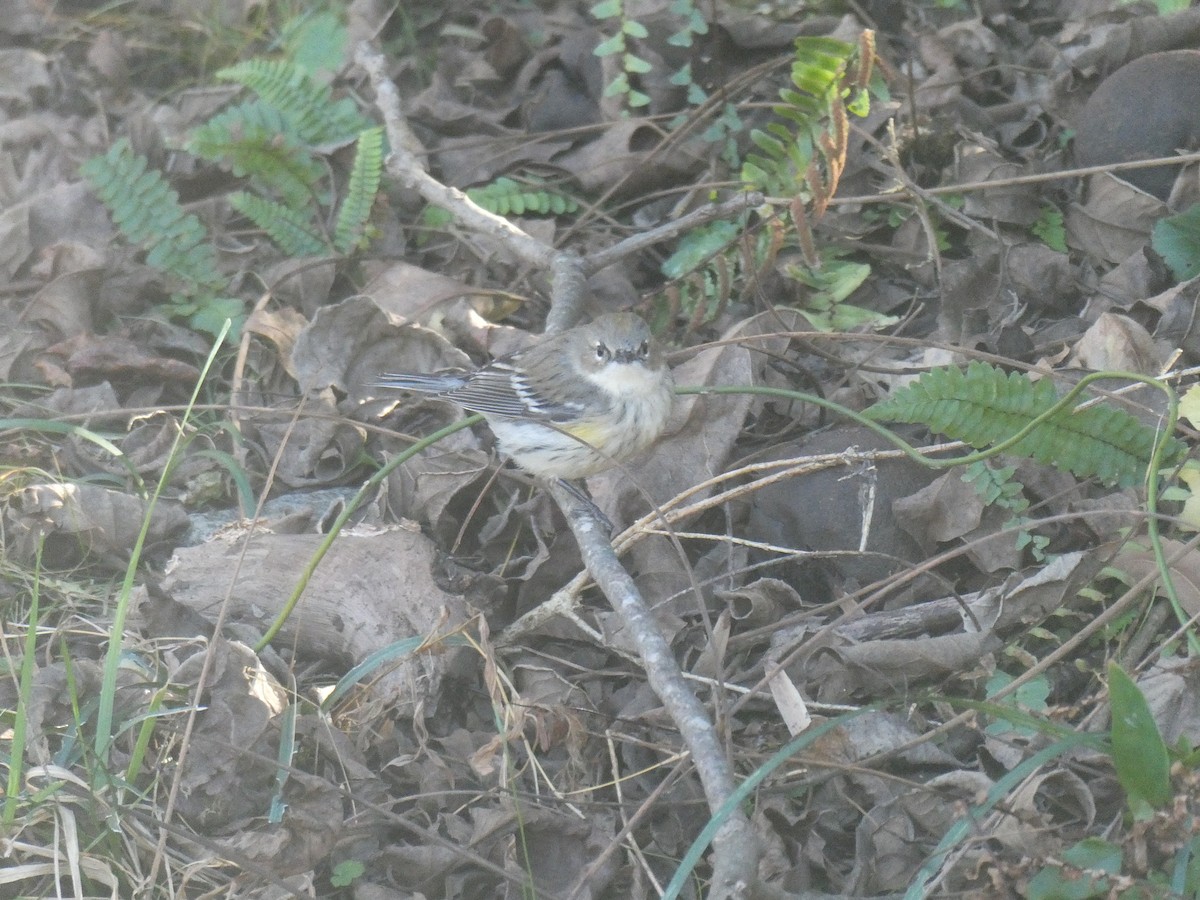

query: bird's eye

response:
[594,342,610,362]
[638,340,649,358]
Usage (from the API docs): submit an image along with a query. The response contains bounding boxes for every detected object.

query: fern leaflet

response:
[465,177,580,216]
[742,37,851,194]
[334,127,384,253]
[188,101,325,207]
[82,139,223,290]
[865,362,1185,488]
[216,58,372,146]
[230,192,326,257]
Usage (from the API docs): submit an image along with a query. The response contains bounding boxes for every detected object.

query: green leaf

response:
[590,0,622,18]
[1033,203,1068,253]
[824,302,898,332]
[420,204,453,231]
[465,176,579,218]
[622,19,649,38]
[593,32,625,57]
[786,258,870,304]
[846,86,870,117]
[187,296,245,342]
[749,129,787,157]
[330,859,365,888]
[865,362,1186,489]
[215,59,371,146]
[662,220,740,279]
[624,53,652,74]
[279,9,347,76]
[1108,662,1172,814]
[789,39,853,97]
[740,160,769,189]
[627,89,651,108]
[670,63,693,86]
[188,100,325,207]
[82,139,223,290]
[230,191,326,257]
[984,671,1050,738]
[334,126,384,253]
[1026,838,1123,900]
[668,28,694,47]
[1152,202,1200,281]
[604,72,630,97]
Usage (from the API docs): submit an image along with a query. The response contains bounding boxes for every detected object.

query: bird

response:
[372,312,674,480]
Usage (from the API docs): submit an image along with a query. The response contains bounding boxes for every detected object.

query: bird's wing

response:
[446,362,588,422]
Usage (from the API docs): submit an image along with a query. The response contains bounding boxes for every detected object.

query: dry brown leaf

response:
[1004,242,1078,313]
[5,482,188,566]
[384,446,493,529]
[169,637,289,829]
[259,256,337,319]
[255,412,365,488]
[803,631,1001,702]
[157,526,471,710]
[364,261,503,326]
[0,47,51,104]
[508,811,618,899]
[56,332,202,387]
[718,577,802,628]
[966,549,1098,632]
[957,144,1042,226]
[853,771,1004,894]
[767,668,811,736]
[552,119,698,195]
[1065,174,1164,264]
[1110,539,1200,616]
[1139,657,1200,748]
[293,294,472,397]
[244,304,309,380]
[1139,277,1200,358]
[893,470,984,548]
[1069,311,1164,374]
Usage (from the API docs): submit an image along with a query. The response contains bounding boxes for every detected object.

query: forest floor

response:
[3,1,1200,897]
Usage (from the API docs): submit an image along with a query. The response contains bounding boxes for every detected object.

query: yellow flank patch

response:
[560,420,604,445]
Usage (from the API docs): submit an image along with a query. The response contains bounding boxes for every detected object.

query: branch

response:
[547,482,758,898]
[355,42,588,332]
[584,191,764,275]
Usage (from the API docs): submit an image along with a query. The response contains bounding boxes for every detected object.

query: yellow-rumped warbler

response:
[374,313,674,479]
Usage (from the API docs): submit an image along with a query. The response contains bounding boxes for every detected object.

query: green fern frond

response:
[188,101,325,207]
[82,138,223,290]
[789,37,859,97]
[465,177,580,217]
[333,127,384,253]
[742,35,867,196]
[230,192,326,256]
[216,58,371,146]
[865,362,1185,488]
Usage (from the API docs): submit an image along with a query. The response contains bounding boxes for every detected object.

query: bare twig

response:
[547,481,758,899]
[585,191,764,274]
[824,148,1200,207]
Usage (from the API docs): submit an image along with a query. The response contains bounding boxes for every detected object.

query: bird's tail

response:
[371,371,470,395]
